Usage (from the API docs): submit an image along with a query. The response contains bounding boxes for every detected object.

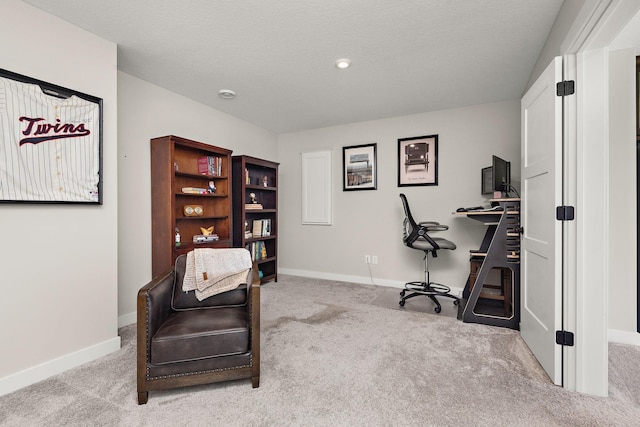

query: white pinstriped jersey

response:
[0,76,100,202]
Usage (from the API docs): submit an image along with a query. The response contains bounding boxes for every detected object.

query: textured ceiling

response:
[24,0,563,134]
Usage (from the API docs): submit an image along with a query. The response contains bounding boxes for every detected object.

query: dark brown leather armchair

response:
[137,254,260,404]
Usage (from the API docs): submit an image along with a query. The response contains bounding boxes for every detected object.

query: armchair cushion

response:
[172,254,247,310]
[150,307,249,365]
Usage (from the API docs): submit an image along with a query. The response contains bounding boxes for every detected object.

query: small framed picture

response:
[343,143,377,191]
[398,134,438,187]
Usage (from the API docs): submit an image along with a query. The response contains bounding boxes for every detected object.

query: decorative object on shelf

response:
[398,134,438,187]
[0,68,103,204]
[194,225,219,243]
[200,226,215,235]
[343,143,377,191]
[208,181,216,193]
[263,176,269,187]
[246,192,263,209]
[183,205,204,216]
[175,227,181,247]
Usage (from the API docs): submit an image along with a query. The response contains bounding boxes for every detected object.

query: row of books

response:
[252,219,271,238]
[193,233,219,243]
[198,156,223,176]
[246,241,268,261]
[182,187,208,194]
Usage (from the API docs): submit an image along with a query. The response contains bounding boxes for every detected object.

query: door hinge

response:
[556,330,575,346]
[556,80,575,97]
[556,206,575,221]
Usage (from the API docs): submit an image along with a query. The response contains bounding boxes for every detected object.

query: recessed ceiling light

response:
[218,89,236,99]
[335,59,351,69]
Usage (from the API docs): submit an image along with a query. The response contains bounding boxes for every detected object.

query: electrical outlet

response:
[365,255,371,264]
[371,255,378,265]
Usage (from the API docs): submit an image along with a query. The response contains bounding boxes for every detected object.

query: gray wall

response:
[277,101,521,293]
[0,0,119,394]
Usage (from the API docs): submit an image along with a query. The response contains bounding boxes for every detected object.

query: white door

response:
[520,57,563,385]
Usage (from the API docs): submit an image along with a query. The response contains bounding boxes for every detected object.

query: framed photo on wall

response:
[343,143,377,191]
[398,134,438,187]
[0,68,103,204]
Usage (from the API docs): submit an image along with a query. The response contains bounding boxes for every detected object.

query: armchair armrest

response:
[137,269,175,361]
[248,262,261,387]
[248,261,261,338]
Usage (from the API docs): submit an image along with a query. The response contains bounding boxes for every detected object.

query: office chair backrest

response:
[400,193,424,248]
[400,193,418,232]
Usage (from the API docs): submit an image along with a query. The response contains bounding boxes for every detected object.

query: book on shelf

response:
[193,234,219,243]
[262,219,271,236]
[245,203,263,210]
[252,220,263,238]
[258,241,267,260]
[198,156,222,176]
[181,187,208,194]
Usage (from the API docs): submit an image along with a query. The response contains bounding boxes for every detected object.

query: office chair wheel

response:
[434,306,441,313]
[399,299,405,307]
[453,299,460,306]
[400,290,406,297]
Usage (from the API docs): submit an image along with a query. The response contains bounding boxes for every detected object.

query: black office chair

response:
[399,193,459,313]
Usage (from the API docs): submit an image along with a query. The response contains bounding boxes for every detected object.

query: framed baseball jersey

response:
[0,68,103,204]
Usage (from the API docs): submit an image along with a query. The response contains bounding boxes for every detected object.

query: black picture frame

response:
[343,143,377,191]
[0,68,103,204]
[398,134,438,187]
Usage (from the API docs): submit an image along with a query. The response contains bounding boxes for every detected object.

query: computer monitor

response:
[481,166,493,195]
[492,155,511,194]
[481,155,511,196]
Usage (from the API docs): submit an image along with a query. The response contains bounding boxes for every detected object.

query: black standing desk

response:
[455,199,521,330]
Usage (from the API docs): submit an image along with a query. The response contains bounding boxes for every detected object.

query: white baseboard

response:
[118,311,137,328]
[0,336,121,398]
[278,268,465,297]
[608,329,640,346]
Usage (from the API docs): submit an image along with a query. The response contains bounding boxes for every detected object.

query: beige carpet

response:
[1,275,639,426]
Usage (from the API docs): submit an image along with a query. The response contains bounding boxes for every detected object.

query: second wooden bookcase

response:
[232,155,279,283]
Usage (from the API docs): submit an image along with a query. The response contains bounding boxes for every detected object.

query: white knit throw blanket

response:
[182,248,252,301]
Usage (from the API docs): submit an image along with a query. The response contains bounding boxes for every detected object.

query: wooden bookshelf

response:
[150,135,232,278]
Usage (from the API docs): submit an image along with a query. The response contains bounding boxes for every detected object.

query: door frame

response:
[561,0,640,396]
